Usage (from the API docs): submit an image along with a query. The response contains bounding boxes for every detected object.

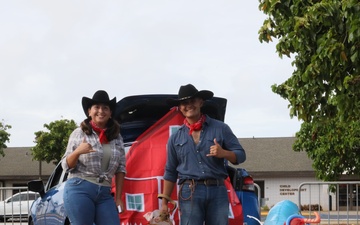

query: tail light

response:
[242,176,255,192]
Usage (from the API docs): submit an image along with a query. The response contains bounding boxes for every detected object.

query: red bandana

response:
[184,115,206,135]
[90,120,108,144]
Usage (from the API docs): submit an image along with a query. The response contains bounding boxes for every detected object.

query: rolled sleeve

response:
[61,128,83,172]
[223,124,246,165]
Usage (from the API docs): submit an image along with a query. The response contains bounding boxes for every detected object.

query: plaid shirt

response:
[61,127,126,181]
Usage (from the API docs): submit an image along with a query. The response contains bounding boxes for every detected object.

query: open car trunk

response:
[113,94,227,143]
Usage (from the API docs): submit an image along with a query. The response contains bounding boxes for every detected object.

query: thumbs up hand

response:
[76,137,96,155]
[207,138,224,158]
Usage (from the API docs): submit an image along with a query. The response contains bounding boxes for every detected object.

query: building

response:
[234,137,317,209]
[1,137,359,211]
[233,137,360,211]
[0,147,56,199]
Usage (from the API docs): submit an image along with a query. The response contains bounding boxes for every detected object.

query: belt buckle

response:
[203,180,208,186]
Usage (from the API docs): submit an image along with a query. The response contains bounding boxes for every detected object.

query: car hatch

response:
[113,94,227,143]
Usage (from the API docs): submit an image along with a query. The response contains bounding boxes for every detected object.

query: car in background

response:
[28,94,260,225]
[0,191,38,222]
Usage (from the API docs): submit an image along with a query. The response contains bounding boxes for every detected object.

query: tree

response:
[0,120,11,157]
[258,0,360,180]
[31,119,78,165]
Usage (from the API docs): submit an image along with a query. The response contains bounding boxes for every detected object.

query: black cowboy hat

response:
[82,90,116,116]
[167,84,214,106]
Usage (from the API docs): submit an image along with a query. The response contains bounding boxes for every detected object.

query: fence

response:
[298,181,360,225]
[0,186,37,225]
[5,182,360,225]
[254,183,261,213]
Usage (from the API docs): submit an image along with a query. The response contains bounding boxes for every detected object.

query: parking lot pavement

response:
[0,223,24,225]
[0,219,27,225]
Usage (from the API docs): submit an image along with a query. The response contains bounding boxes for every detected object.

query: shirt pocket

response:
[174,139,189,158]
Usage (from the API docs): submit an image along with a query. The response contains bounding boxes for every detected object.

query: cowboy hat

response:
[82,90,116,116]
[167,84,214,106]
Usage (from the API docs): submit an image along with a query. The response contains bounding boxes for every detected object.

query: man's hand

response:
[161,204,169,215]
[206,138,224,158]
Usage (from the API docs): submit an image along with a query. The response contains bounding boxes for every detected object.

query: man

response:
[161,84,246,225]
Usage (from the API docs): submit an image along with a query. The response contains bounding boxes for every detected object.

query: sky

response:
[0,1,301,147]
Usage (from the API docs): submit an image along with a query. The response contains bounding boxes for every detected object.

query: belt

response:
[183,179,224,186]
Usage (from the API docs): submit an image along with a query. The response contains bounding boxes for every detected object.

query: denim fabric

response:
[179,183,229,225]
[63,177,120,225]
[164,115,246,183]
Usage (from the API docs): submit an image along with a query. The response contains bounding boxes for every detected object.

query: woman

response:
[61,90,126,225]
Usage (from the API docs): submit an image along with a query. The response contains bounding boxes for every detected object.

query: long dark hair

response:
[80,117,121,142]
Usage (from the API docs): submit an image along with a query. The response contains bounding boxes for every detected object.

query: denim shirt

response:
[163,115,246,183]
[61,128,126,181]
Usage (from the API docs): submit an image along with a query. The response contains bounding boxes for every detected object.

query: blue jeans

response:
[63,177,120,225]
[179,183,229,225]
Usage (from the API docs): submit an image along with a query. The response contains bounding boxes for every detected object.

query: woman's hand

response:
[75,137,96,155]
[116,199,125,214]
[66,137,96,168]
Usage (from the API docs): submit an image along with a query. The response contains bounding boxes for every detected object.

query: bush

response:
[301,204,322,211]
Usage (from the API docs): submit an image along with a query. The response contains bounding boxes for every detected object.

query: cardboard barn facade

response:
[113,107,243,225]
